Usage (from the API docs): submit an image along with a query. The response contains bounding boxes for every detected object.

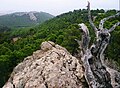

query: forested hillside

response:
[0,9,120,87]
[0,12,54,28]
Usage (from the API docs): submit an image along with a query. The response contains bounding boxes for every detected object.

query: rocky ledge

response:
[3,41,86,88]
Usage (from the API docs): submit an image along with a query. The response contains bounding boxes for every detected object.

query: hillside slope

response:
[0,11,54,28]
[0,9,120,87]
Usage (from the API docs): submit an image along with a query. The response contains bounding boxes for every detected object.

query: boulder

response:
[3,41,85,88]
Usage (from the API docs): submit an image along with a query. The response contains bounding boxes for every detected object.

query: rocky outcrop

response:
[14,12,37,21]
[28,12,37,21]
[12,37,21,42]
[3,41,85,88]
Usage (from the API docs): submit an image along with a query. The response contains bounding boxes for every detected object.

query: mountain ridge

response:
[0,11,54,28]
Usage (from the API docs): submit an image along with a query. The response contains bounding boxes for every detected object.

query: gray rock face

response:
[14,12,37,21]
[28,12,37,21]
[3,41,84,88]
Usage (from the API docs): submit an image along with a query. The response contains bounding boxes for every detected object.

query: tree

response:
[76,2,120,88]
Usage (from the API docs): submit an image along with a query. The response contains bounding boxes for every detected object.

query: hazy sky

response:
[0,0,119,16]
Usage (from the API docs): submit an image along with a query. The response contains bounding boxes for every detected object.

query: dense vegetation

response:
[0,12,54,28]
[0,9,119,87]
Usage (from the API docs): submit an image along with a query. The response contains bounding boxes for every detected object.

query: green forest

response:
[0,9,120,87]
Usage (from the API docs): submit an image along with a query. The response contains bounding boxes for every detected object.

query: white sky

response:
[0,0,119,16]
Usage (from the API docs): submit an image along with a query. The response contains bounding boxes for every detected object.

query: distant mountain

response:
[0,11,54,28]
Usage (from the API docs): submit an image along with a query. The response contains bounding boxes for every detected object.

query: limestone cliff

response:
[3,41,86,88]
